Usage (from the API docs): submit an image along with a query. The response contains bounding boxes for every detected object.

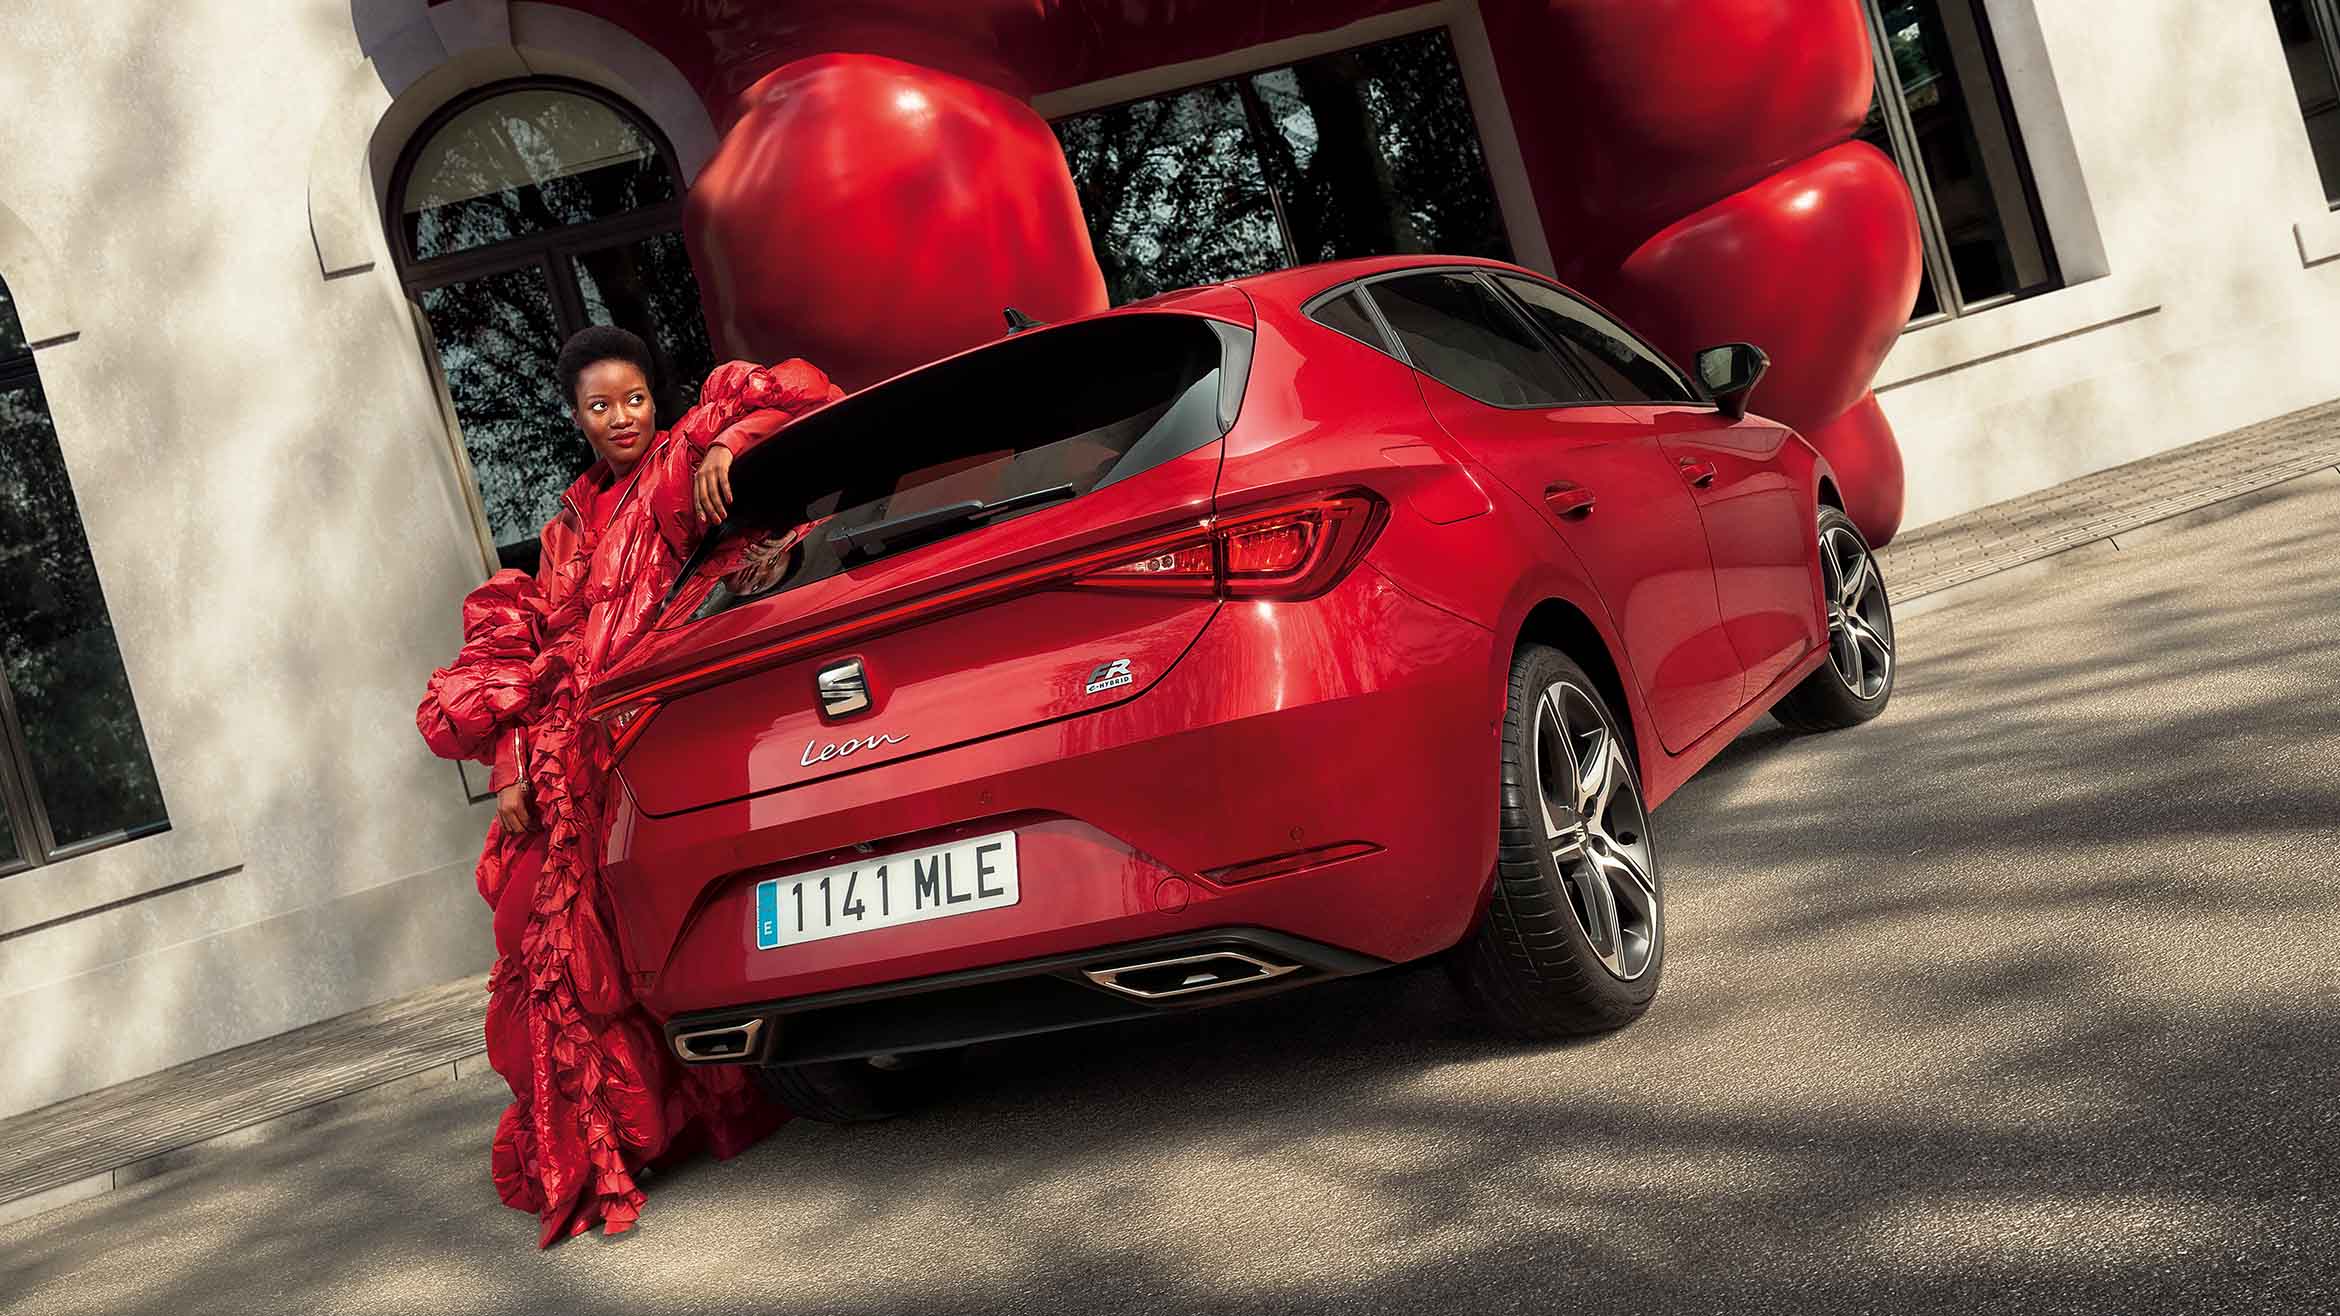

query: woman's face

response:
[573,358,657,471]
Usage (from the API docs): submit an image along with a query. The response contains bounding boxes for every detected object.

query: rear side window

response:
[1308,291,1394,355]
[1496,275,1695,404]
[695,314,1250,618]
[1363,273,1593,407]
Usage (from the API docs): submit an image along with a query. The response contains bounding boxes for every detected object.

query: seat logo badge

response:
[1085,658,1134,695]
[816,658,871,718]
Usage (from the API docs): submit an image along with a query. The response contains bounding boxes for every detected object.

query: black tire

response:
[1772,506,1896,733]
[1450,644,1663,1038]
[751,1049,963,1124]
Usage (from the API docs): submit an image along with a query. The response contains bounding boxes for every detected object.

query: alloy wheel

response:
[1531,680,1659,981]
[1820,524,1893,700]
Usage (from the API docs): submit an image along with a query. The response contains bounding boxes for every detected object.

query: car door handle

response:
[1678,459,1718,489]
[1544,483,1596,519]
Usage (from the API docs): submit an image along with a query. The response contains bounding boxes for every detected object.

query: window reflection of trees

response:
[0,325,168,865]
[1056,29,1512,305]
[395,83,714,572]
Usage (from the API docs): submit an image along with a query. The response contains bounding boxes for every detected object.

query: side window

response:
[1307,291,1395,355]
[1363,273,1594,407]
[0,275,169,872]
[1495,276,1696,405]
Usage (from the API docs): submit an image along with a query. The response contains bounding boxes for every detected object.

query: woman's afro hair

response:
[556,325,656,405]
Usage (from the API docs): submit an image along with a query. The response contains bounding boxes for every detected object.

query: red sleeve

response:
[642,358,844,556]
[487,727,528,792]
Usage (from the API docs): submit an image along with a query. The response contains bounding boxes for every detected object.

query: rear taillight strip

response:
[588,490,1383,721]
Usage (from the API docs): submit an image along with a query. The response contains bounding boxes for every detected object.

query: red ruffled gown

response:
[417,360,842,1245]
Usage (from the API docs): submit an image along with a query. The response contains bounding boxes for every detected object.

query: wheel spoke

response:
[1572,852,1623,967]
[1536,689,1579,841]
[1837,549,1872,609]
[1574,725,1612,817]
[1849,617,1894,693]
[1592,843,1657,920]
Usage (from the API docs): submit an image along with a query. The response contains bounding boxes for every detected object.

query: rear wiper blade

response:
[829,483,1079,562]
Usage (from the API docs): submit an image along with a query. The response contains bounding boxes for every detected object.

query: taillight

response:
[1068,492,1382,601]
[592,697,660,759]
[1069,540,1217,591]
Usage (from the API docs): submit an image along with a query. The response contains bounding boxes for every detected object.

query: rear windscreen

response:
[691,313,1252,620]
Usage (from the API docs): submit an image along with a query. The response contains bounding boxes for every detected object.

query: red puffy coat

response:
[418,359,841,1245]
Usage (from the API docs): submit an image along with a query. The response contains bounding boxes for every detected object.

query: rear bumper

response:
[665,928,1386,1066]
[602,562,1499,1021]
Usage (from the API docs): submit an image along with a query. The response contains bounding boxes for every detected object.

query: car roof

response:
[1221,253,1554,308]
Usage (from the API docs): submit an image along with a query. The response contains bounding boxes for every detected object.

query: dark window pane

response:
[0,797,18,867]
[1367,273,1591,406]
[0,378,167,849]
[0,276,25,358]
[1496,276,1694,404]
[1246,31,1511,266]
[402,88,677,262]
[1055,83,1287,303]
[575,231,715,419]
[2273,0,2340,203]
[1878,0,2052,305]
[702,316,1239,617]
[417,266,587,565]
[1309,291,1393,353]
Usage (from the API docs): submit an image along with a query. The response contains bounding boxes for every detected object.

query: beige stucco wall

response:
[0,3,495,1120]
[1876,0,2340,529]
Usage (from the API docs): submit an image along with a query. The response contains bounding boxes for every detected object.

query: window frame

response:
[1859,0,2063,326]
[1486,272,1701,406]
[0,313,171,875]
[2273,0,2340,208]
[387,77,704,573]
[1304,264,1715,415]
[1046,25,1518,304]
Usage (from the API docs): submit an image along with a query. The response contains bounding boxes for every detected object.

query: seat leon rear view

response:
[588,255,1898,1121]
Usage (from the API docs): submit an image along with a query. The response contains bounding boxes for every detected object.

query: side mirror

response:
[1696,343,1770,421]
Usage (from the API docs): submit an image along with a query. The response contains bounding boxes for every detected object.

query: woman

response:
[417,326,841,1245]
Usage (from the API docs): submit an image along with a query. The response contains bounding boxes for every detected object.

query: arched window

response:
[393,79,715,571]
[0,274,167,872]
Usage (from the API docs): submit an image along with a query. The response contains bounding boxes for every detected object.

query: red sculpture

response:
[526,0,1919,538]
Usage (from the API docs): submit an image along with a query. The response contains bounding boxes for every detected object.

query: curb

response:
[0,1049,491,1230]
[1890,464,2340,621]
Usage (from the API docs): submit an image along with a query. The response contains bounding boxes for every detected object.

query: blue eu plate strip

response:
[756,879,780,950]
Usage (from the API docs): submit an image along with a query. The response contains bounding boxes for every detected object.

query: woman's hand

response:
[495,781,533,833]
[695,445,737,527]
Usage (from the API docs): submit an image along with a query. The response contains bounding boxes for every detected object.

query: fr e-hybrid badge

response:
[1085,658,1134,696]
[817,658,871,718]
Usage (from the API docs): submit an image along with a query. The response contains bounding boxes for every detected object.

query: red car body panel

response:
[592,254,1842,1052]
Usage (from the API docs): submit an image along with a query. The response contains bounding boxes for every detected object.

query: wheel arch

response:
[1516,598,1644,777]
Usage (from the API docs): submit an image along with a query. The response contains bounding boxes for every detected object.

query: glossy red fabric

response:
[418,358,842,1245]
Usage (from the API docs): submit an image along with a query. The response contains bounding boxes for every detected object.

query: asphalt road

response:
[7,477,2338,1316]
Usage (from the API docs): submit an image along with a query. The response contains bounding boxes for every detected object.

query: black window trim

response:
[1301,263,1718,415]
[386,75,692,289]
[1859,0,2063,327]
[0,317,172,876]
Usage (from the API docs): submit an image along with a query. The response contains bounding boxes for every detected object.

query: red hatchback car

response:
[590,255,1897,1120]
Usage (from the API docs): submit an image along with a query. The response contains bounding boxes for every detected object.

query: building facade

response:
[2,0,2336,1119]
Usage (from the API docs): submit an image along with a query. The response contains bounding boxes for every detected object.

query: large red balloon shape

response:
[684,53,1108,392]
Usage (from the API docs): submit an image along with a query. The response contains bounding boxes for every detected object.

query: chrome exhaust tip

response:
[670,1017,766,1063]
[1082,950,1302,1001]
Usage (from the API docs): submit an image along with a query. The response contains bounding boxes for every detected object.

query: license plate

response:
[754,831,1019,950]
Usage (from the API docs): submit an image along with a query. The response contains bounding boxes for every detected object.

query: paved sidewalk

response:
[4,396,2337,1229]
[1877,397,2340,601]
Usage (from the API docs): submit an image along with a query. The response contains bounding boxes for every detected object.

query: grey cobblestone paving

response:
[1878,398,2340,599]
[2,397,2337,1224]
